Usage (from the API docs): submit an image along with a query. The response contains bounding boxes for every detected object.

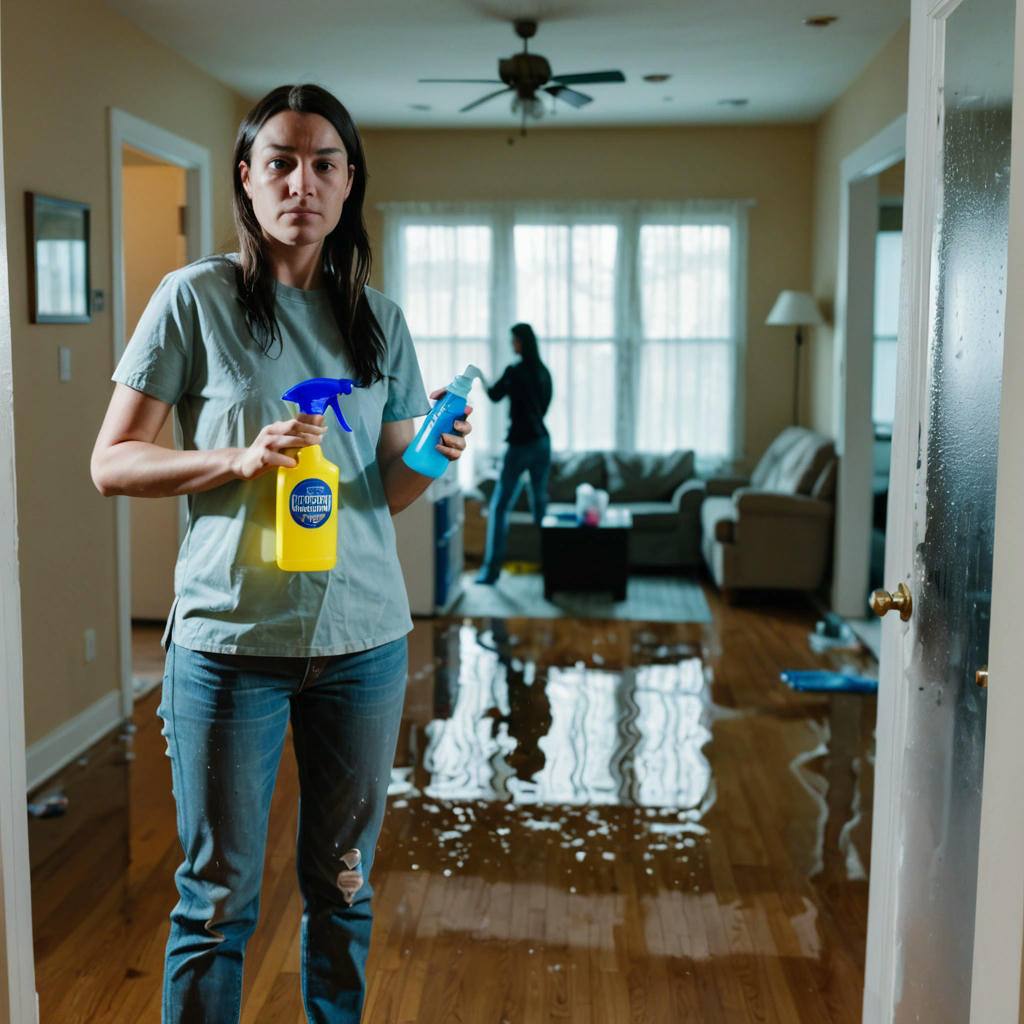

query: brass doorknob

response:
[870,582,913,621]
[976,667,989,689]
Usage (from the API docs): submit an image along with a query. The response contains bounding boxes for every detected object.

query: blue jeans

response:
[479,437,552,581]
[158,637,408,1024]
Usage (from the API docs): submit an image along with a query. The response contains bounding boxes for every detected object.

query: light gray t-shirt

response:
[113,255,430,657]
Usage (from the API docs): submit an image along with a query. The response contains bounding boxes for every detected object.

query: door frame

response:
[0,43,36,1022]
[831,115,907,620]
[970,0,1024,1015]
[108,110,212,717]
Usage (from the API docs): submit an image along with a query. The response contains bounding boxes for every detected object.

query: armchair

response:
[696,427,837,595]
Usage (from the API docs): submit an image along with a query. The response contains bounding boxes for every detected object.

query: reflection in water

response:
[392,618,873,894]
[416,622,715,808]
[375,609,876,1015]
[372,610,876,1019]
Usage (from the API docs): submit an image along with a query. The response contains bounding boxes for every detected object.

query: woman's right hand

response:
[231,413,327,480]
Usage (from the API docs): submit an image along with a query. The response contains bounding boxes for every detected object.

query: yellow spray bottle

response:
[275,377,357,572]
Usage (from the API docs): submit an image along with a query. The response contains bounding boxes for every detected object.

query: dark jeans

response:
[478,436,552,581]
[158,637,407,1023]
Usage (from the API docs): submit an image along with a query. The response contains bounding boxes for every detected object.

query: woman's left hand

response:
[430,387,473,462]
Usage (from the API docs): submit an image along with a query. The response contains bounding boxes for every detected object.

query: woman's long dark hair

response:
[232,84,385,383]
[511,322,544,368]
[511,322,552,412]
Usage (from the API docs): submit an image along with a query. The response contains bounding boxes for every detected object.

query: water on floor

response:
[369,610,877,1019]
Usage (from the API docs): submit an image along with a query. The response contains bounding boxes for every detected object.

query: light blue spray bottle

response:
[402,364,482,478]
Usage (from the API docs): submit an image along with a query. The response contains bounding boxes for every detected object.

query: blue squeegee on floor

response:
[780,670,878,693]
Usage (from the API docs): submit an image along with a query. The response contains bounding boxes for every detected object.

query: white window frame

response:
[380,199,750,464]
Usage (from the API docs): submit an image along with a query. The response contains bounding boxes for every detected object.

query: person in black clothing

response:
[475,322,553,584]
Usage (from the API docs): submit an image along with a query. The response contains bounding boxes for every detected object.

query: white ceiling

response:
[105,0,910,129]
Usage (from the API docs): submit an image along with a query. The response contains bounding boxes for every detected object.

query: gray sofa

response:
[464,449,703,569]
[696,427,837,594]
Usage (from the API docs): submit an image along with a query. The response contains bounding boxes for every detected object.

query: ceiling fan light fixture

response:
[643,73,671,83]
[511,94,545,120]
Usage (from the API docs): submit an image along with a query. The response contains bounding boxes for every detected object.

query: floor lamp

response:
[765,290,825,426]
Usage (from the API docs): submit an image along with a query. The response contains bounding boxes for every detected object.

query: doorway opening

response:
[108,110,213,718]
[830,116,906,641]
[859,169,905,655]
[121,145,187,699]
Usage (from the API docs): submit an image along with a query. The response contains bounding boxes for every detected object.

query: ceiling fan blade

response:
[550,71,626,86]
[460,87,513,113]
[419,78,504,84]
[545,85,593,108]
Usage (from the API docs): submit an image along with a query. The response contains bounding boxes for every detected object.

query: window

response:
[382,201,749,465]
[397,222,495,476]
[514,222,619,450]
[874,229,902,428]
[637,223,734,458]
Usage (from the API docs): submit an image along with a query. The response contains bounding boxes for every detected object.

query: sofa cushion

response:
[750,426,835,495]
[618,502,682,532]
[546,451,607,502]
[605,450,694,502]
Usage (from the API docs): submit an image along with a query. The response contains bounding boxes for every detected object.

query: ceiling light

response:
[511,95,544,120]
[804,15,838,27]
[718,98,749,107]
[643,73,672,83]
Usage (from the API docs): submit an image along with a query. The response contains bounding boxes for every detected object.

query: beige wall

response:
[361,124,816,466]
[123,160,186,621]
[878,159,906,201]
[808,22,911,434]
[2,0,245,744]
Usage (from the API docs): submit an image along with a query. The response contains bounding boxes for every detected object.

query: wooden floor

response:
[29,580,876,1023]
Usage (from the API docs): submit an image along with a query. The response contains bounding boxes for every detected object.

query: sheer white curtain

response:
[634,205,748,460]
[512,204,628,451]
[380,200,749,468]
[380,205,507,486]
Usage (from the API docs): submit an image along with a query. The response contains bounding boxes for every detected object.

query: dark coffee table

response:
[540,508,633,601]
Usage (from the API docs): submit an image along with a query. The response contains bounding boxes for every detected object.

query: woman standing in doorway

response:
[91,84,471,1024]
[475,322,553,584]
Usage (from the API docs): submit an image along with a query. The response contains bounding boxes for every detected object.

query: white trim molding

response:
[831,115,907,620]
[0,33,36,1018]
[24,690,122,794]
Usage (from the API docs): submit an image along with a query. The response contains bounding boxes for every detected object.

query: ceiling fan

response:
[419,19,625,131]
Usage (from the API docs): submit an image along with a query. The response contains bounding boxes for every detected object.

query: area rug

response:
[449,571,711,623]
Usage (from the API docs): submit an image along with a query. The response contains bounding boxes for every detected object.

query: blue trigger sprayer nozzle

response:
[281,378,358,432]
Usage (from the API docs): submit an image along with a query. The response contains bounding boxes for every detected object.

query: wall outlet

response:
[84,628,96,662]
[58,346,71,382]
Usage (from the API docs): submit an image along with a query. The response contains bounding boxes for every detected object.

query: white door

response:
[863,0,1016,1019]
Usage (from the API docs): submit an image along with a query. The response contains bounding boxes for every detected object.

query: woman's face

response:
[238,110,354,255]
[512,334,522,355]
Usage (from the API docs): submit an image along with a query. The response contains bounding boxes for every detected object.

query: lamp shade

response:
[765,290,824,327]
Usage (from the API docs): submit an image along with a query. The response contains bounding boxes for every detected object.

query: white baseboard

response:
[25,689,123,793]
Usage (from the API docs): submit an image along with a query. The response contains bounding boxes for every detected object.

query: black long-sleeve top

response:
[488,360,552,444]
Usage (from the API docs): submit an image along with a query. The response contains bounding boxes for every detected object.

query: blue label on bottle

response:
[289,479,332,528]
